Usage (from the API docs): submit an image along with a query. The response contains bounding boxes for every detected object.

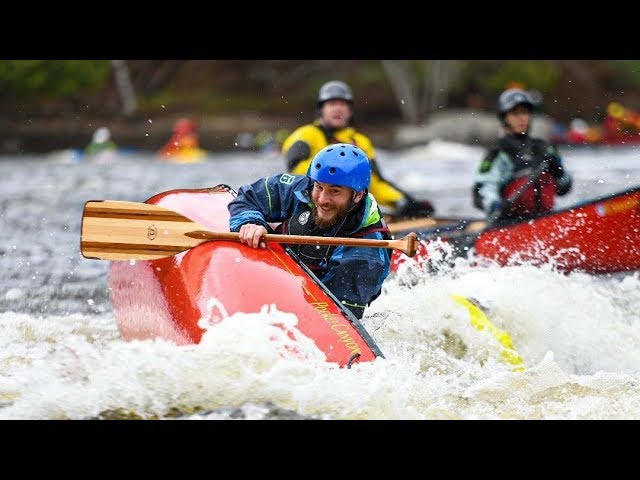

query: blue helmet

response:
[308,143,371,192]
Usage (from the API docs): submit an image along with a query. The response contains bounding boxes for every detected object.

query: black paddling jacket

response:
[473,133,572,216]
[228,173,392,319]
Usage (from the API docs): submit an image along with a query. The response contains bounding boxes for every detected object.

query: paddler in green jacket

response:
[282,80,435,218]
[229,143,392,320]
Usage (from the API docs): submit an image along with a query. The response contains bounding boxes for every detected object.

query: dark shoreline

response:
[1,108,553,155]
[0,113,399,155]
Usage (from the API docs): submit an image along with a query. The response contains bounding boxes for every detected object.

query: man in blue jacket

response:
[229,143,392,319]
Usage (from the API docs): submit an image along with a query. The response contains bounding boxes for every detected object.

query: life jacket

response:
[494,134,559,217]
[282,122,406,208]
[502,171,557,217]
[276,190,390,275]
[283,122,376,175]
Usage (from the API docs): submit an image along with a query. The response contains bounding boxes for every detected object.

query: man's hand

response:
[238,223,268,249]
[555,173,573,196]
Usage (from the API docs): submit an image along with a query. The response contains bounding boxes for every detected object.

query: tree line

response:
[2,60,639,125]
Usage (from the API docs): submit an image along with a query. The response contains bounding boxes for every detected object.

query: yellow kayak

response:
[159,147,207,163]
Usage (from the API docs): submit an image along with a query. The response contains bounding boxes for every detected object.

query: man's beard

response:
[312,202,351,229]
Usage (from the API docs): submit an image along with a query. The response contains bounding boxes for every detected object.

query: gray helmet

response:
[497,88,534,119]
[318,80,354,106]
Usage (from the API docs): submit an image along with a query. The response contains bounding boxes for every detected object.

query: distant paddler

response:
[281,80,435,219]
[158,118,207,163]
[85,127,118,162]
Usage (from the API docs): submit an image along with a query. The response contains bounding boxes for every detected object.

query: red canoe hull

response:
[107,185,381,367]
[392,187,640,274]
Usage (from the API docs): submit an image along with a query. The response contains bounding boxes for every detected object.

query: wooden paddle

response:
[386,217,438,234]
[81,200,419,261]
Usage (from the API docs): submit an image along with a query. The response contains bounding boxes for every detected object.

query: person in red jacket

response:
[158,118,203,160]
[472,88,573,222]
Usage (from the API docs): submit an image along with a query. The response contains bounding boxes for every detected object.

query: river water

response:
[1,141,639,419]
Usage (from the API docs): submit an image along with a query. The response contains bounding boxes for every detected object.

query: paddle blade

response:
[80,200,209,261]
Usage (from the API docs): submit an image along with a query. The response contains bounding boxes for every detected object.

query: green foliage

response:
[456,60,562,95]
[0,60,112,101]
[141,90,278,115]
[0,60,635,125]
[350,60,386,89]
[605,60,640,86]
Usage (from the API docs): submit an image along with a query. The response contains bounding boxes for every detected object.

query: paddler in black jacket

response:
[472,88,573,221]
[282,79,435,218]
[229,143,391,320]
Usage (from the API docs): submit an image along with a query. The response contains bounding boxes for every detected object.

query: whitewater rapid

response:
[1,141,639,419]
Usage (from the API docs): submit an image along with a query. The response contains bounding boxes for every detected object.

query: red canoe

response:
[107,185,382,368]
[390,186,640,275]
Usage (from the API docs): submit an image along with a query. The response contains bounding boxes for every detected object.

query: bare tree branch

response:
[111,60,137,118]
[381,60,419,123]
[421,60,463,115]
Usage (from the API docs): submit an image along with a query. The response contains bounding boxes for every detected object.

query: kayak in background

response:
[157,118,208,163]
[557,103,640,147]
[158,147,208,163]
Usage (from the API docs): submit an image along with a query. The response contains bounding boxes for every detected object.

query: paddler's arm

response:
[229,173,307,233]
[473,151,512,215]
[284,140,311,171]
[543,143,573,196]
[360,133,434,216]
[369,156,435,217]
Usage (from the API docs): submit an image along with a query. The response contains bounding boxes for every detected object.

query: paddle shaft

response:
[387,217,438,234]
[185,230,417,256]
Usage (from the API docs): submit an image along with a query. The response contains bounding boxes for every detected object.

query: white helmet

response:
[93,127,111,144]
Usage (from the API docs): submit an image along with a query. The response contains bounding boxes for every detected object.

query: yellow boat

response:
[158,147,207,163]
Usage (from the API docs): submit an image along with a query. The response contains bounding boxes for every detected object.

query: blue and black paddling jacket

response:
[228,173,392,319]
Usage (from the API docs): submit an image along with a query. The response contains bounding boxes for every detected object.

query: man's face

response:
[311,181,361,228]
[319,99,352,129]
[505,105,531,134]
